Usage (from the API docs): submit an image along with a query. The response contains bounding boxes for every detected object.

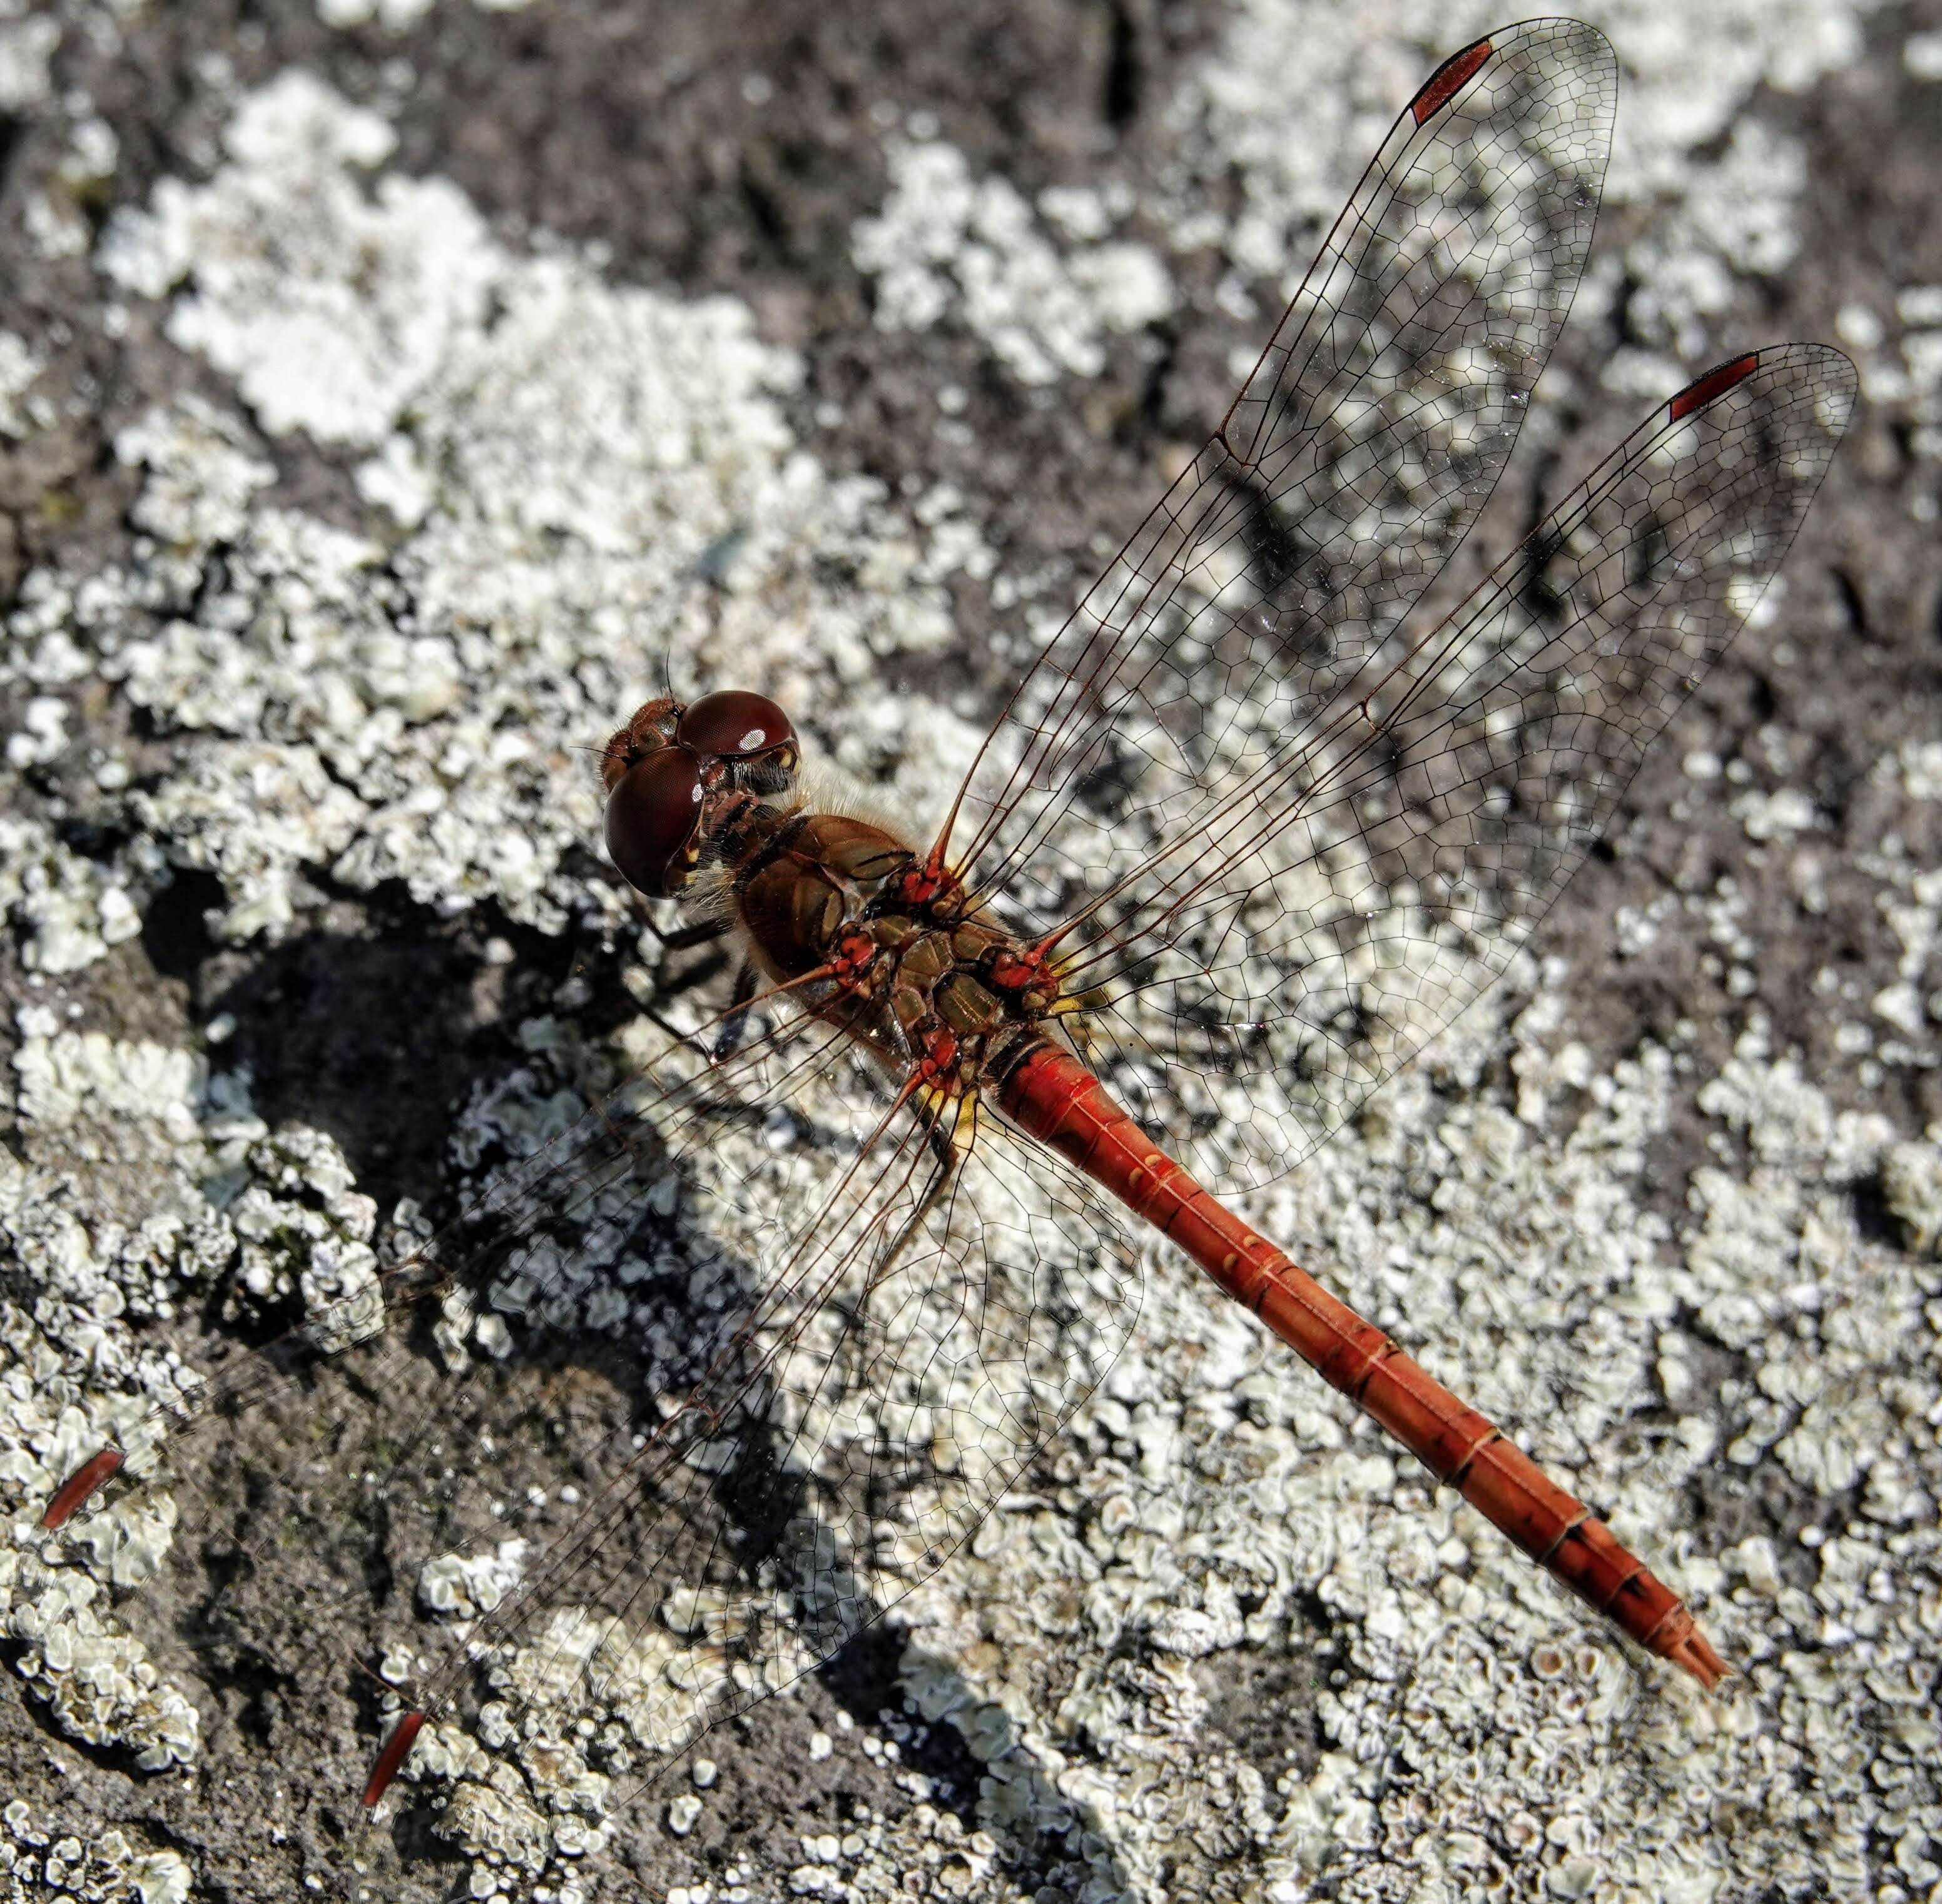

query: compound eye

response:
[604,746,704,897]
[677,689,795,762]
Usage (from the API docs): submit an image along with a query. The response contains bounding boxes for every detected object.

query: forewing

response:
[27,996,1139,1848]
[427,1101,1141,1826]
[941,21,1616,910]
[19,1010,870,1802]
[1056,345,1858,1190]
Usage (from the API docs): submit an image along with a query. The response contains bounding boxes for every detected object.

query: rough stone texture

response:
[1,1,1939,1901]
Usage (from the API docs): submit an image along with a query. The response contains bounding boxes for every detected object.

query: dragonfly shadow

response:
[431,1160,1020,1828]
[875,1640,1139,1900]
[79,908,1135,1881]
[387,1068,1142,1875]
[177,903,563,1225]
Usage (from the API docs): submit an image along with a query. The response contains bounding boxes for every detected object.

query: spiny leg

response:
[641,914,734,956]
[629,915,741,1055]
[866,1089,976,1298]
[711,961,763,1063]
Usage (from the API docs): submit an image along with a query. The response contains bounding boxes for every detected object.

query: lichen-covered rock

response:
[3,1,1939,1901]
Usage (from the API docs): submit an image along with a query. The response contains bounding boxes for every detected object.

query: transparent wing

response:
[26,996,1139,1856]
[1022,345,1857,1192]
[940,19,1617,909]
[409,1105,1139,1834]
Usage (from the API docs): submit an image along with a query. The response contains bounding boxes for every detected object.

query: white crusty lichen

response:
[852,141,1176,385]
[317,0,540,28]
[0,68,995,951]
[1883,1136,1942,1257]
[98,73,493,445]
[0,12,58,115]
[0,1012,391,1788]
[0,330,46,439]
[0,1805,191,1904]
[0,817,151,975]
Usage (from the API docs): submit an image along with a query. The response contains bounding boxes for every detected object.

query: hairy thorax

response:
[719,803,1061,1094]
[598,691,1065,1098]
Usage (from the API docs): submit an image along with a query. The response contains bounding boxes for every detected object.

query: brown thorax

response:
[599,692,1066,1094]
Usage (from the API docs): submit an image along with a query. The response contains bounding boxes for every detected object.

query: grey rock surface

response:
[2,1,1939,1900]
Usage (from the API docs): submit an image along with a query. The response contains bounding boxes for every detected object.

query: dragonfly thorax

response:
[729,808,1057,1088]
[735,809,918,980]
[600,697,1064,1085]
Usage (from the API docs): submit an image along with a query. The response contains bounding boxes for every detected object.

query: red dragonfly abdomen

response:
[997,1041,1727,1687]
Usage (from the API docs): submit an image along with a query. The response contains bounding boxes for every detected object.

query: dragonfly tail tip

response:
[1667,1624,1731,1690]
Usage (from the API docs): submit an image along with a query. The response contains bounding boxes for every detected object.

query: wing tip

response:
[362,1710,427,1808]
[1411,38,1494,124]
[41,1446,125,1529]
[1667,352,1761,423]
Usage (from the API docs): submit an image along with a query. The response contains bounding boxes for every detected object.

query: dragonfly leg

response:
[867,1092,973,1295]
[627,926,745,1056]
[639,913,733,955]
[710,961,762,1062]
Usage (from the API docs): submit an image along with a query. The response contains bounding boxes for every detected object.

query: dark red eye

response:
[604,747,704,896]
[676,690,795,761]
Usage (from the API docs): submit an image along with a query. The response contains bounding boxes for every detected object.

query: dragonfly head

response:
[600,690,800,897]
